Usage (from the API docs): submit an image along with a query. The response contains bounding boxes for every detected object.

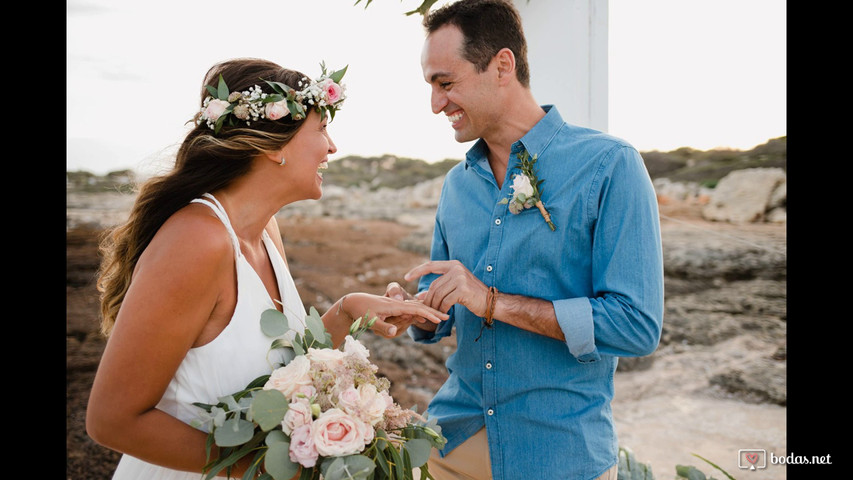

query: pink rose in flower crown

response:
[203,99,230,122]
[320,78,343,104]
[311,408,371,457]
[263,355,312,399]
[289,423,319,468]
[264,100,290,121]
[281,400,315,436]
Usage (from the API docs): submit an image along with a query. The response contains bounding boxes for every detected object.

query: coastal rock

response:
[702,168,787,223]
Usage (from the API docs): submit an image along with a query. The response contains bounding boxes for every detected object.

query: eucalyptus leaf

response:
[322,455,375,480]
[212,406,227,427]
[387,445,405,478]
[218,394,240,412]
[306,307,327,344]
[265,442,300,480]
[265,429,288,445]
[214,418,255,447]
[402,438,432,468]
[375,447,390,476]
[261,309,290,338]
[250,389,289,431]
[291,337,305,357]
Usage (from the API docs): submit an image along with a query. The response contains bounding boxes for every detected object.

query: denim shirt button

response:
[487,408,494,416]
[486,265,493,272]
[485,362,492,369]
[494,218,501,225]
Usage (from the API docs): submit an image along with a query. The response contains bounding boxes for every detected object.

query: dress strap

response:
[190,193,241,255]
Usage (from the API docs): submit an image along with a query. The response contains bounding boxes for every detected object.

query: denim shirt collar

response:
[464,104,563,169]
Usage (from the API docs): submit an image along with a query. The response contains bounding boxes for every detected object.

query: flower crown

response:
[197,62,347,134]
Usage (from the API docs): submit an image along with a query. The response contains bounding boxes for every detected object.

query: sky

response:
[66,0,786,176]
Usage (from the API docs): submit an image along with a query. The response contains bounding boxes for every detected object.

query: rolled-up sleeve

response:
[583,146,664,358]
[553,297,599,362]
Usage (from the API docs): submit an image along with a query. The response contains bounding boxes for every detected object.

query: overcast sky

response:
[66,0,786,176]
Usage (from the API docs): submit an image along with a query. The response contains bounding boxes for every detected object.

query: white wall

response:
[515,0,608,132]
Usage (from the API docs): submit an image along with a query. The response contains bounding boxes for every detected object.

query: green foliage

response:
[322,155,458,190]
[676,453,737,480]
[66,169,136,193]
[354,0,440,16]
[617,446,654,480]
[641,136,786,185]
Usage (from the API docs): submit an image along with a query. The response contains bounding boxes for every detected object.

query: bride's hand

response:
[344,291,447,339]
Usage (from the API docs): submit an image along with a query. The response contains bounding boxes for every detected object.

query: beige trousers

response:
[420,428,618,480]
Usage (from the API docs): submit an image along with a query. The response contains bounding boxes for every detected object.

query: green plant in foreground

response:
[617,447,737,480]
[617,446,653,480]
[676,453,737,480]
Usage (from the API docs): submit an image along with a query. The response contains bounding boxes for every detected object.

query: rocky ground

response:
[66,198,788,479]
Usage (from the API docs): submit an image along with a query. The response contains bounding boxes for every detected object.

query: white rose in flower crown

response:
[281,400,315,435]
[343,335,370,360]
[263,355,313,399]
[307,346,346,367]
[264,100,290,121]
[312,408,371,457]
[203,99,230,122]
[510,174,535,198]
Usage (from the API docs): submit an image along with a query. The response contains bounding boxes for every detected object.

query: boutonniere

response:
[499,149,556,231]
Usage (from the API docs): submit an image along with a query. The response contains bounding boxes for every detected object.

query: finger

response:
[384,282,407,300]
[428,278,458,314]
[403,260,454,282]
[397,300,449,324]
[370,317,399,338]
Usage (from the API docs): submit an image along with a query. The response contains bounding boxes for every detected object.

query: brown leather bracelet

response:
[484,286,498,326]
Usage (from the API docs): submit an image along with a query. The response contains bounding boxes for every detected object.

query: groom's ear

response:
[494,48,516,86]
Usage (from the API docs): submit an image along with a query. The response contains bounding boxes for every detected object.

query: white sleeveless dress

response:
[111,193,307,479]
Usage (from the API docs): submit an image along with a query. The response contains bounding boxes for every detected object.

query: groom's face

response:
[421,25,499,144]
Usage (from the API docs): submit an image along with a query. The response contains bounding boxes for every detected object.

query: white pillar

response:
[515,0,608,132]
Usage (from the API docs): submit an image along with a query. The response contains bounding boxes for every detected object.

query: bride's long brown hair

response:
[97,58,308,336]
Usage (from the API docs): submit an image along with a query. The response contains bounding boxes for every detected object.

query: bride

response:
[86,57,448,479]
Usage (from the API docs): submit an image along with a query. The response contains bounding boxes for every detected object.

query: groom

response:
[387,1,664,479]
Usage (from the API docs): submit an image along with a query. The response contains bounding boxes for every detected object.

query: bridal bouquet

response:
[192,307,446,480]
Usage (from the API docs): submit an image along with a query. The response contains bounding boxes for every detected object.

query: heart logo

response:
[745,453,759,464]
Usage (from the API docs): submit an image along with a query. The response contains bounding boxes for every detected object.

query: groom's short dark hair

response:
[423,0,531,88]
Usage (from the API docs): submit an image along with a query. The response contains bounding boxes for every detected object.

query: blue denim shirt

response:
[409,106,664,480]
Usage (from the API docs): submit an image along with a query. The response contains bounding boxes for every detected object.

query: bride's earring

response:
[280,157,286,166]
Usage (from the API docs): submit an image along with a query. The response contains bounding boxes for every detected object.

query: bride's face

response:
[284,110,337,200]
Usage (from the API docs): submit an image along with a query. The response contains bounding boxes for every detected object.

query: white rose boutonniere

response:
[500,149,556,231]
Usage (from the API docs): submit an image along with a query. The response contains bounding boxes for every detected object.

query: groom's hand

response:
[404,260,489,318]
[381,282,436,335]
